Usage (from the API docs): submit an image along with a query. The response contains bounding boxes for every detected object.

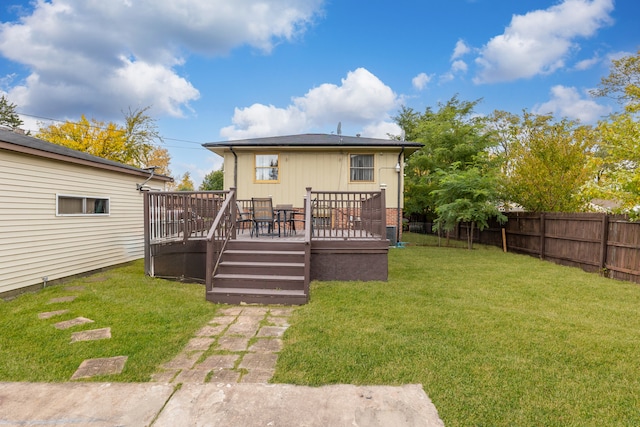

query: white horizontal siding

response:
[0,150,163,295]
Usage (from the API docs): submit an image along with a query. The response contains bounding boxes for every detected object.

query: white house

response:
[0,127,172,299]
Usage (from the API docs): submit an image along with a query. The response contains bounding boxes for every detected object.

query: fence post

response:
[539,213,545,260]
[600,214,610,274]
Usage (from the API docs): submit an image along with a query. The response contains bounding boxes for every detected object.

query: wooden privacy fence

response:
[448,212,640,284]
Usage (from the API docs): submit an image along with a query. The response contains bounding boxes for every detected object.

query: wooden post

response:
[502,228,507,253]
[539,213,545,260]
[599,214,610,274]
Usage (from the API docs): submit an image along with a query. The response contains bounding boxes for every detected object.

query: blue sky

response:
[1,0,638,186]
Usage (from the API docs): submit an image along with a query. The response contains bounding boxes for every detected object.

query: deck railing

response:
[145,191,227,243]
[144,189,387,243]
[309,189,386,240]
[205,188,237,292]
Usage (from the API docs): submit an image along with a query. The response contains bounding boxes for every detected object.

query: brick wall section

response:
[385,208,403,242]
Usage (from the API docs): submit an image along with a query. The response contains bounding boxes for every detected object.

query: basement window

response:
[57,194,110,216]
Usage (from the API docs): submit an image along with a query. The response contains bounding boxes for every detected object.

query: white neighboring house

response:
[0,127,172,299]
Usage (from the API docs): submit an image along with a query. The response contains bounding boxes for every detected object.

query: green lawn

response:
[273,234,640,426]
[0,260,218,382]
[2,241,639,425]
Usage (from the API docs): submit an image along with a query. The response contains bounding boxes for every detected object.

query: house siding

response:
[0,149,165,296]
[225,149,404,209]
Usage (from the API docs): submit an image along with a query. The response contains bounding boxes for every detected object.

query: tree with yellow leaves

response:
[36,106,170,174]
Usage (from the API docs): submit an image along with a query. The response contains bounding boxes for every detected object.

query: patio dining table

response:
[274,205,295,237]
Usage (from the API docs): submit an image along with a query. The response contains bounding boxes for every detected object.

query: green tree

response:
[395,95,499,219]
[590,113,640,216]
[591,49,640,113]
[501,112,597,212]
[175,172,194,191]
[431,165,507,249]
[0,95,24,129]
[199,168,224,191]
[590,50,640,217]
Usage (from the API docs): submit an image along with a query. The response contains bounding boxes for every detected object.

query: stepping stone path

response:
[39,285,128,380]
[151,306,294,384]
[39,284,293,383]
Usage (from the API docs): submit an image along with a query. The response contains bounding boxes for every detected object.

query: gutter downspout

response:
[230,146,238,189]
[397,147,404,246]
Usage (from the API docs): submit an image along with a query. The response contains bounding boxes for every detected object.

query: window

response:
[350,154,374,182]
[57,194,110,216]
[255,154,279,182]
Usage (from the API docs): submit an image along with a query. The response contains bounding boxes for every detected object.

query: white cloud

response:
[362,121,402,139]
[473,0,614,84]
[221,68,400,139]
[0,0,323,120]
[451,39,471,60]
[412,72,432,91]
[573,54,601,71]
[451,60,468,74]
[533,85,611,123]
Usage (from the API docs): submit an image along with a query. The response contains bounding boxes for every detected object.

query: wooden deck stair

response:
[206,240,308,305]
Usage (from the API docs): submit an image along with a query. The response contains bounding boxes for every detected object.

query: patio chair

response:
[251,198,276,237]
[236,201,253,236]
[312,199,332,229]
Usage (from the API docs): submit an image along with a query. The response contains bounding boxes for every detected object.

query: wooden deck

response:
[144,188,390,305]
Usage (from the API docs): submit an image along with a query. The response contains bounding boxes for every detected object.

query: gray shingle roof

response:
[203,133,423,150]
[0,127,172,180]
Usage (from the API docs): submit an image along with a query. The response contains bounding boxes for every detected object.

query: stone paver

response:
[239,353,278,371]
[216,336,250,351]
[71,356,128,380]
[38,309,69,319]
[199,354,238,370]
[209,315,236,326]
[209,368,241,383]
[267,316,290,327]
[269,308,295,317]
[195,324,227,336]
[256,326,288,337]
[240,368,275,383]
[217,307,244,316]
[64,285,86,291]
[71,327,111,343]
[249,338,283,353]
[174,368,210,384]
[48,296,77,304]
[152,306,295,384]
[162,352,203,370]
[54,317,94,330]
[183,337,216,351]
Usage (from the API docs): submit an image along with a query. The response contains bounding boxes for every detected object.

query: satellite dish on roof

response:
[337,122,342,136]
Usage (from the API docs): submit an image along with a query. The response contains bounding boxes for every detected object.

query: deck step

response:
[211,239,308,305]
[207,287,307,305]
[224,250,305,256]
[213,273,304,290]
[217,261,304,276]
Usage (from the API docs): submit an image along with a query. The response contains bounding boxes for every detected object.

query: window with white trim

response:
[350,154,374,182]
[57,194,110,216]
[255,154,279,182]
